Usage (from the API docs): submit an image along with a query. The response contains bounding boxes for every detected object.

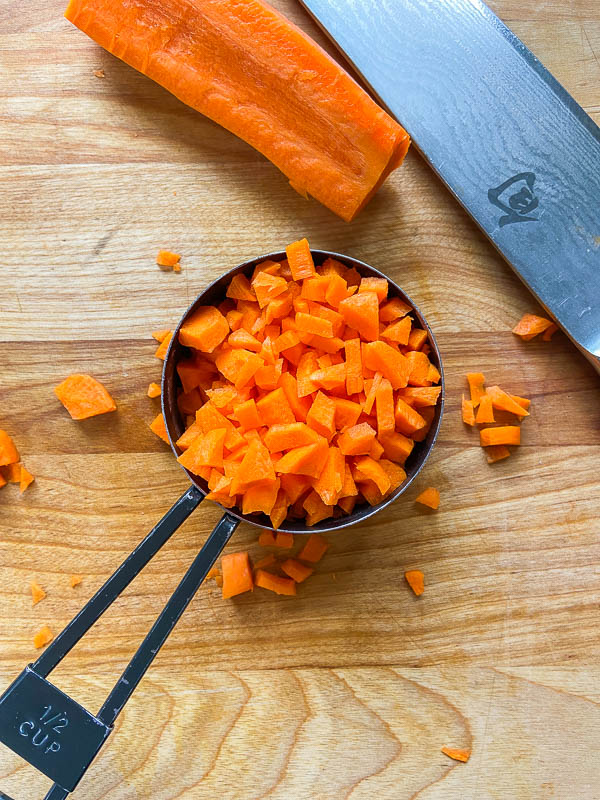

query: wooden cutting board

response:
[1,1,599,797]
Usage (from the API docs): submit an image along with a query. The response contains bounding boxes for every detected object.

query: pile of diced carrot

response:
[151,238,441,527]
[0,430,34,493]
[462,373,530,462]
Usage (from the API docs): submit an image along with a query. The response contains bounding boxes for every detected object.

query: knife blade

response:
[299,0,600,371]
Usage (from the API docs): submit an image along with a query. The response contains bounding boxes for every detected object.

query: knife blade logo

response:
[488,172,539,227]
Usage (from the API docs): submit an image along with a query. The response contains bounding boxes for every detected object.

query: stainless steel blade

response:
[300,0,600,370]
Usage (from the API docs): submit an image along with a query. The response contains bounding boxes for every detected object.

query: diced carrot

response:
[358,276,387,302]
[405,351,431,387]
[147,381,161,398]
[33,625,53,649]
[296,312,333,338]
[269,489,289,530]
[407,328,428,351]
[176,420,202,451]
[310,363,346,392]
[380,296,412,322]
[398,387,441,408]
[179,306,229,353]
[375,378,396,437]
[226,273,256,302]
[338,495,357,515]
[475,394,495,424]
[303,491,334,525]
[177,428,227,472]
[466,373,486,407]
[242,479,280,516]
[255,359,283,391]
[306,392,337,439]
[255,569,296,596]
[252,271,288,308]
[278,372,311,423]
[281,559,313,583]
[325,273,351,308]
[298,533,329,564]
[264,422,319,452]
[256,387,296,426]
[31,581,46,606]
[286,239,316,282]
[301,275,329,302]
[313,447,345,505]
[344,337,363,395]
[3,462,21,483]
[151,329,171,343]
[334,398,362,430]
[381,316,411,345]
[512,313,553,341]
[228,328,262,352]
[296,350,320,398]
[485,444,511,463]
[410,406,435,443]
[486,385,529,417]
[70,575,83,587]
[511,394,531,411]
[280,473,312,504]
[150,413,170,444]
[394,396,425,437]
[274,329,300,354]
[275,439,329,479]
[379,459,406,493]
[415,487,439,509]
[542,323,559,341]
[196,402,244,451]
[441,747,471,763]
[0,431,20,467]
[338,423,376,456]
[157,249,180,268]
[363,372,382,415]
[221,552,253,599]
[369,438,385,460]
[339,292,379,341]
[308,335,345,354]
[427,363,441,383]
[362,342,410,389]
[234,438,276,490]
[480,426,521,446]
[215,348,264,390]
[54,375,117,420]
[354,456,391,495]
[462,395,475,426]
[20,466,35,494]
[405,570,424,596]
[357,479,383,506]
[232,398,261,431]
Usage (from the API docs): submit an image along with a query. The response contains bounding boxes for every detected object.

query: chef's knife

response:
[299,0,600,371]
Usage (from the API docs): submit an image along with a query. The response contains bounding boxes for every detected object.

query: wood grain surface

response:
[1,0,599,797]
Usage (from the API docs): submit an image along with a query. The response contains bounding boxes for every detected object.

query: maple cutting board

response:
[1,1,600,797]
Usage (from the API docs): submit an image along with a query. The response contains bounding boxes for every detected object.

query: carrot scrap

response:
[298,533,329,563]
[404,570,424,596]
[486,385,529,417]
[149,413,170,444]
[154,331,173,360]
[255,569,296,596]
[462,395,475,426]
[485,444,511,463]
[20,466,35,493]
[281,558,314,583]
[512,313,553,341]
[147,381,161,398]
[31,581,46,606]
[474,394,495,425]
[3,462,21,483]
[70,575,83,587]
[415,487,440,510]
[441,747,471,763]
[54,374,116,420]
[480,426,520,446]
[151,329,171,343]
[33,625,53,649]
[466,373,485,407]
[0,431,19,467]
[156,249,181,269]
[221,552,253,599]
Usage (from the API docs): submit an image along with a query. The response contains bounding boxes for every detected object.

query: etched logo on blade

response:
[488,172,539,227]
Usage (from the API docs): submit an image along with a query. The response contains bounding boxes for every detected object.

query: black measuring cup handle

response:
[0,486,239,800]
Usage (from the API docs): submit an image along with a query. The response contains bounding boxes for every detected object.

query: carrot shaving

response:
[404,570,424,596]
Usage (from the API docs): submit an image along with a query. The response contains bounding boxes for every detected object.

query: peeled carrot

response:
[255,569,296,596]
[157,249,180,268]
[441,747,471,763]
[150,413,170,444]
[65,3,409,222]
[31,581,46,606]
[415,487,440,510]
[462,396,475,426]
[70,575,83,588]
[475,394,495,425]
[33,625,53,649]
[542,323,559,341]
[404,570,424,596]
[221,552,253,599]
[147,382,161,398]
[480,426,521,446]
[512,313,553,341]
[281,558,314,583]
[20,466,35,494]
[151,329,171,343]
[466,373,485,407]
[54,374,116,420]
[298,533,329,563]
[486,385,529,417]
[485,444,511,463]
[0,431,19,467]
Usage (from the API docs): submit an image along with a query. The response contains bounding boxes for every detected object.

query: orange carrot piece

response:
[196,402,245,451]
[228,328,263,352]
[338,495,357,515]
[280,474,312,504]
[512,313,553,341]
[486,385,529,416]
[149,413,170,444]
[252,271,288,308]
[20,466,35,494]
[542,323,559,341]
[375,378,396,437]
[337,422,376,456]
[381,316,411,345]
[362,341,410,389]
[226,273,256,302]
[441,747,471,763]
[354,456,391,495]
[279,372,311,423]
[480,426,521,446]
[339,463,359,499]
[275,439,329,479]
[264,423,319,452]
[296,312,334,339]
[156,249,180,268]
[0,472,6,489]
[405,351,432,387]
[54,374,116,420]
[306,391,337,439]
[398,386,441,408]
[358,276,387,302]
[151,329,171,343]
[363,372,383,415]
[178,428,227,472]
[234,438,276,490]
[379,431,414,464]
[394,396,426,436]
[405,569,424,596]
[179,306,230,353]
[0,431,19,467]
[33,625,53,649]
[274,329,300,354]
[286,239,316,281]
[485,444,511,463]
[281,558,313,583]
[427,363,441,384]
[415,487,440,509]
[313,446,345,505]
[269,489,289,530]
[407,328,428,351]
[325,273,351,309]
[147,381,161,398]
[310,363,346,392]
[232,398,261,431]
[255,569,296,596]
[31,581,46,606]
[344,338,363,395]
[242,480,280,516]
[334,398,362,430]
[154,331,173,360]
[475,394,495,424]
[303,491,334,525]
[298,533,329,562]
[379,459,406,493]
[221,552,253,599]
[466,373,486,407]
[511,394,531,411]
[3,462,21,482]
[256,387,296,426]
[70,575,83,587]
[296,350,320,398]
[369,438,385,460]
[215,349,263,390]
[301,275,329,302]
[380,296,411,322]
[462,395,475,426]
[339,292,380,341]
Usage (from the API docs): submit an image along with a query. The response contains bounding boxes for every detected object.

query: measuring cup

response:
[0,249,444,800]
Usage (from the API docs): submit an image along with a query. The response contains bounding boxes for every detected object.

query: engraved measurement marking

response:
[488,172,539,227]
[18,704,69,755]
